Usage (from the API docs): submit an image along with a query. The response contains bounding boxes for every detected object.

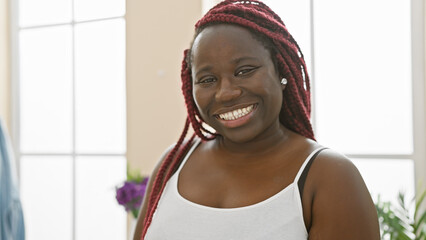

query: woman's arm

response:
[307,150,380,240]
[133,145,174,240]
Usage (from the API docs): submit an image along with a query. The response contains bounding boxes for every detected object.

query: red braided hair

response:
[140,1,315,238]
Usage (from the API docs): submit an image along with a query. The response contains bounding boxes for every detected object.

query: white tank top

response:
[145,139,325,240]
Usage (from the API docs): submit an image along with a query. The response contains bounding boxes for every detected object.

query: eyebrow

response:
[231,56,259,64]
[194,65,213,78]
[194,56,260,77]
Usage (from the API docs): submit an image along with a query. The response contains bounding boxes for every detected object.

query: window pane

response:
[263,0,312,74]
[75,19,126,154]
[19,0,72,27]
[20,26,73,153]
[352,159,415,204]
[73,0,125,21]
[314,0,412,155]
[20,156,73,240]
[75,156,127,239]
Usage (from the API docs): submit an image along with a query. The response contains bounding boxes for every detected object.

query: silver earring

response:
[281,78,287,85]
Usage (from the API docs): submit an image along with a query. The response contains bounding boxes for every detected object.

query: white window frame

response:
[307,0,425,206]
[308,0,425,196]
[410,0,426,192]
[9,0,127,239]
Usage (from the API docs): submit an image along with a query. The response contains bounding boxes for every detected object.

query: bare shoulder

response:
[312,149,361,185]
[310,149,372,202]
[306,149,381,240]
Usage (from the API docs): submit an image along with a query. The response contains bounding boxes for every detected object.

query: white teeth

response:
[218,104,255,121]
[233,110,238,117]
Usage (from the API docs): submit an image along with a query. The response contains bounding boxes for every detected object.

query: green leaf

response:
[131,209,139,219]
[417,229,425,240]
[126,166,146,183]
[414,211,426,232]
[415,190,426,220]
[376,189,426,240]
[399,191,408,211]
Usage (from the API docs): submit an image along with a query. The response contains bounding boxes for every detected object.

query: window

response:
[264,0,424,203]
[11,0,127,239]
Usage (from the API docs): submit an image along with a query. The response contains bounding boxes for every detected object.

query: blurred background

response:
[0,0,424,239]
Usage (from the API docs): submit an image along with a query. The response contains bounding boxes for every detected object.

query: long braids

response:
[141,1,314,238]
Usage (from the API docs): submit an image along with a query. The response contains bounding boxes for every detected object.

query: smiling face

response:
[191,24,285,143]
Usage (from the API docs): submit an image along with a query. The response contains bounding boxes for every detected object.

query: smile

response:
[217,104,256,121]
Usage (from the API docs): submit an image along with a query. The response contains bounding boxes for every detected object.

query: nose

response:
[215,77,242,103]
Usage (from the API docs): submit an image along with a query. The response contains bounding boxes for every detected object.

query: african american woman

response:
[134,1,380,239]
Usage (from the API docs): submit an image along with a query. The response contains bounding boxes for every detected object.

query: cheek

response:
[192,87,211,116]
[255,76,283,109]
[254,75,282,96]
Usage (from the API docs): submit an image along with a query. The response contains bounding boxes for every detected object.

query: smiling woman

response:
[133,1,380,239]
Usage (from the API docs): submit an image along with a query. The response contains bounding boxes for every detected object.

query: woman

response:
[134,1,380,239]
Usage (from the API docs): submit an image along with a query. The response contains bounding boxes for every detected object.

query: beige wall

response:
[0,0,10,133]
[126,0,202,175]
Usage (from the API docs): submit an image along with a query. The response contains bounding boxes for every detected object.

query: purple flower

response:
[115,176,149,218]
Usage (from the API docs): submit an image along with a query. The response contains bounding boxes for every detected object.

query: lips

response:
[216,104,255,121]
[214,104,257,128]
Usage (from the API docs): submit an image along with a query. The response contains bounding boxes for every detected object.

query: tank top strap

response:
[175,137,202,173]
[293,147,328,184]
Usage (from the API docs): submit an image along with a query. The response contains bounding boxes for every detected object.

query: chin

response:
[215,126,263,144]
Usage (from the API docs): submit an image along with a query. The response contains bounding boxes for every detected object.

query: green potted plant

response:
[375,189,426,240]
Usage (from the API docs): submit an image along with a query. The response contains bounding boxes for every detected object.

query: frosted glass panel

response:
[352,159,414,204]
[314,0,412,154]
[19,0,72,27]
[75,19,126,154]
[75,156,127,239]
[20,156,73,240]
[20,26,73,153]
[74,0,125,21]
[263,0,312,74]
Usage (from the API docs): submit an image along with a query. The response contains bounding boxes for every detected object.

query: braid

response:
[141,1,315,238]
[181,49,217,140]
[141,118,194,237]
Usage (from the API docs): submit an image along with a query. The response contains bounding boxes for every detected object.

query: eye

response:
[235,66,258,76]
[196,76,216,85]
